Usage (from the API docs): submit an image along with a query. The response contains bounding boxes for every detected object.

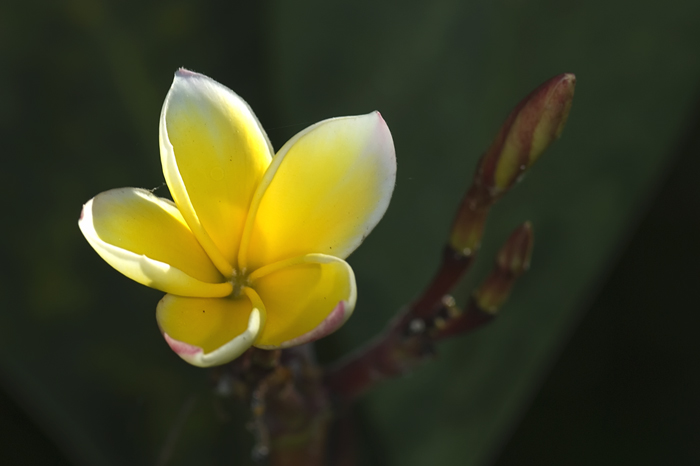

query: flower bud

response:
[448,74,574,255]
[478,73,576,195]
[473,222,534,313]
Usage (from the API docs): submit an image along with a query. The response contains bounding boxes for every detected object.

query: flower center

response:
[229,268,251,299]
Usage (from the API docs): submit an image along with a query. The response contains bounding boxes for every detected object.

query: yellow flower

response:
[79,70,396,367]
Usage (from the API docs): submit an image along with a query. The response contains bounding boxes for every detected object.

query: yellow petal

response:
[250,254,356,348]
[240,112,396,270]
[160,69,273,274]
[78,188,232,298]
[156,295,262,367]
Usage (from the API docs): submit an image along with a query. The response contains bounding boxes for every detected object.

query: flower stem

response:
[325,74,574,402]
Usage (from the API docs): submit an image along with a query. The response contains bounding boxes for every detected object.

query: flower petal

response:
[156,295,262,367]
[79,188,232,298]
[160,69,273,273]
[250,254,356,348]
[240,112,396,270]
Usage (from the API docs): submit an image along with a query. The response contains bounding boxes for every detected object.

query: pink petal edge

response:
[163,332,203,356]
[175,67,200,78]
[280,300,349,348]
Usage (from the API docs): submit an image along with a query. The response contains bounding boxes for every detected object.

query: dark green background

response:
[2,0,699,465]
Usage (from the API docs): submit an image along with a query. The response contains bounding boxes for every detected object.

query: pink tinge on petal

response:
[163,332,203,356]
[176,67,198,77]
[279,300,349,348]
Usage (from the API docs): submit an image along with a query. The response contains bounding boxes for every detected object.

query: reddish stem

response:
[431,298,495,341]
[408,246,475,320]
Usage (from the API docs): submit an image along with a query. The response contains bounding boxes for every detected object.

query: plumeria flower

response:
[79,69,396,367]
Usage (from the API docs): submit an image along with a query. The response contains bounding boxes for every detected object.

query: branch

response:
[326,74,575,402]
[325,222,534,401]
[211,73,576,465]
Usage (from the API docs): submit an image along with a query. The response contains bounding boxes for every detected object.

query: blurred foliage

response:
[497,109,700,465]
[1,0,699,465]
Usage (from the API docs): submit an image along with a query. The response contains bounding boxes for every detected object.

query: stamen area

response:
[229,269,252,299]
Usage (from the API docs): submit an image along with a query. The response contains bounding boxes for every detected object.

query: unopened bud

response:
[478,73,576,194]
[449,74,574,255]
[496,221,533,275]
[473,222,534,314]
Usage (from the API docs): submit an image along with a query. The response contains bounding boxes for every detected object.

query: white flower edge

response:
[158,69,274,277]
[239,111,397,268]
[78,189,232,298]
[160,307,263,367]
[254,254,357,349]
